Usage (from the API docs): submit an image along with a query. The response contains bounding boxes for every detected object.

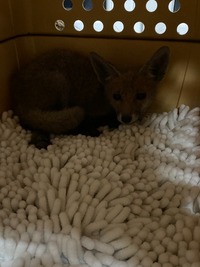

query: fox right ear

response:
[90,52,120,84]
[140,46,170,81]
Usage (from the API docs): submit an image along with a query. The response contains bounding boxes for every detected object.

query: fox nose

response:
[121,115,132,124]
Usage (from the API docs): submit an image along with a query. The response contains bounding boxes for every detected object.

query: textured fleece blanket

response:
[0,105,200,267]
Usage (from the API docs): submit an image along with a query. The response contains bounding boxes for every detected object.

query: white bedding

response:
[0,105,200,267]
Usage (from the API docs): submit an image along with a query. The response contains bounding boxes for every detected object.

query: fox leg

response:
[69,119,101,137]
[101,114,120,129]
[30,130,51,149]
[69,113,120,137]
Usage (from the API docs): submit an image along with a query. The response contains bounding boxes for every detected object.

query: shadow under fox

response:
[11,46,170,149]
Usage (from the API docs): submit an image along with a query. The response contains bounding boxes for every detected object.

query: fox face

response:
[90,46,170,124]
[104,71,160,124]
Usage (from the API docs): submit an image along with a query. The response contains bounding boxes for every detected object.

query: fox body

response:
[11,46,170,148]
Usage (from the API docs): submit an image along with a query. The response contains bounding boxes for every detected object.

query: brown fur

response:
[10,47,170,148]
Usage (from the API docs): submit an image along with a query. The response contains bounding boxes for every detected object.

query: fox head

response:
[90,46,170,124]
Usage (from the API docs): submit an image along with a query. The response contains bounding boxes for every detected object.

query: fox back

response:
[11,46,170,148]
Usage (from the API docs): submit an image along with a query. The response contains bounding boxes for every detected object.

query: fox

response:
[10,46,170,149]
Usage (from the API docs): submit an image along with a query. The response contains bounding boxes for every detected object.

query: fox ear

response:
[140,46,170,81]
[90,52,120,84]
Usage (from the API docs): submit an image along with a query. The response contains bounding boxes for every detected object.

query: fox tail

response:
[17,106,85,134]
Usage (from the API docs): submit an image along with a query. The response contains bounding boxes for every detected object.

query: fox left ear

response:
[90,52,120,84]
[140,46,170,81]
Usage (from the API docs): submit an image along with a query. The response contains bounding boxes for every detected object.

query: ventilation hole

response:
[146,0,158,12]
[124,0,136,12]
[83,0,93,11]
[93,21,104,32]
[168,0,181,13]
[155,22,167,34]
[103,0,114,11]
[55,20,65,31]
[134,22,145,33]
[177,23,189,35]
[113,21,124,33]
[62,0,73,10]
[74,20,84,31]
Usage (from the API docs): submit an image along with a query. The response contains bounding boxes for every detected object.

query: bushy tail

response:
[18,106,85,134]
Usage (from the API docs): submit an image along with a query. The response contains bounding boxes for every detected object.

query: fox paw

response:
[81,128,101,137]
[30,132,51,149]
[32,140,51,149]
[69,127,101,137]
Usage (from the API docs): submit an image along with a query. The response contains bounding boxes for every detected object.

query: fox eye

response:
[136,92,146,100]
[113,93,122,101]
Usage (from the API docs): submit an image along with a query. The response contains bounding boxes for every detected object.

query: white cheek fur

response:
[0,105,200,266]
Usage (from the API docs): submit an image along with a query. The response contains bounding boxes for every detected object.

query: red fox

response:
[11,46,170,148]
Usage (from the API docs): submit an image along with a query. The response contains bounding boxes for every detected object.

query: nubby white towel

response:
[0,105,200,267]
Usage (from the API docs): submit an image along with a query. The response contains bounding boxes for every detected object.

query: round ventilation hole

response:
[74,20,84,31]
[55,20,65,31]
[177,23,189,35]
[146,0,158,12]
[93,21,104,32]
[83,0,93,11]
[124,0,136,12]
[113,21,124,33]
[155,22,167,34]
[103,0,114,11]
[168,0,181,13]
[62,0,73,10]
[134,22,145,33]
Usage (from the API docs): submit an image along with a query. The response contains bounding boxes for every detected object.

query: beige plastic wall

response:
[0,0,200,114]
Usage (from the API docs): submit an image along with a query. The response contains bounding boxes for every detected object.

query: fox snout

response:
[117,113,139,124]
